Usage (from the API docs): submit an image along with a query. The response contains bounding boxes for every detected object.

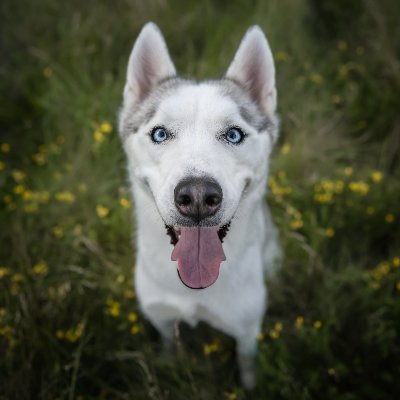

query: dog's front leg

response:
[143,304,178,352]
[156,319,177,353]
[236,333,258,390]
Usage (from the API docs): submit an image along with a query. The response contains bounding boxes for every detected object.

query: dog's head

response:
[119,23,278,289]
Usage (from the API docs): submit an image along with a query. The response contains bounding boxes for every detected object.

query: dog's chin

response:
[165,221,231,290]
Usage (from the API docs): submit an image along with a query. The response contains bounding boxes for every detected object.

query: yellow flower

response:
[52,225,64,238]
[65,323,84,343]
[269,329,279,339]
[257,332,265,341]
[396,281,400,291]
[24,203,39,213]
[325,228,335,238]
[385,214,394,223]
[43,66,53,77]
[124,289,135,299]
[370,262,390,282]
[371,171,383,183]
[295,316,304,329]
[313,320,322,329]
[22,190,33,201]
[343,167,353,176]
[13,185,25,195]
[11,273,24,283]
[33,260,48,275]
[337,40,348,51]
[1,143,11,153]
[393,257,400,268]
[33,152,46,165]
[116,274,125,284]
[338,64,349,78]
[0,161,5,171]
[280,143,291,155]
[55,191,75,203]
[100,122,113,134]
[290,219,303,230]
[328,368,336,376]
[203,338,221,355]
[348,181,369,195]
[224,392,238,400]
[128,312,138,322]
[78,183,88,193]
[0,267,10,279]
[334,180,344,194]
[130,324,140,335]
[119,197,131,208]
[275,51,289,62]
[274,322,283,332]
[93,130,105,143]
[109,301,120,317]
[11,169,26,182]
[314,193,332,203]
[96,204,109,218]
[310,73,323,84]
[56,330,65,339]
[73,224,82,236]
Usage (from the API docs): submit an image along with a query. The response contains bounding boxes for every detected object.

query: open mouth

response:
[166,222,231,289]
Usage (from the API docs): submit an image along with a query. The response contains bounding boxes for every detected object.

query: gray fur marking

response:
[215,78,279,141]
[120,77,190,140]
[120,77,278,143]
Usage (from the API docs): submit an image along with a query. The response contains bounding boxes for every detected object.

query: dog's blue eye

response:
[151,127,169,143]
[225,128,244,144]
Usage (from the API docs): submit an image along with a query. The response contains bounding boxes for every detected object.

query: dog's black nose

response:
[174,178,222,221]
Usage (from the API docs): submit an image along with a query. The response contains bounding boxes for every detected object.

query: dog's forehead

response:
[158,83,238,122]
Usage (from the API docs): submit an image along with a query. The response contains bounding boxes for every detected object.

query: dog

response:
[119,22,282,389]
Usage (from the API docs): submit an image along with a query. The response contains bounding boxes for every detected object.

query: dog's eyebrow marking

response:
[119,77,190,141]
[214,78,279,141]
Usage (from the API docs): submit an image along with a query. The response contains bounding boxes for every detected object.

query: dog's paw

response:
[238,353,256,390]
[240,368,256,391]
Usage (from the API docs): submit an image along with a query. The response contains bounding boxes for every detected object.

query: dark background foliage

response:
[0,0,399,399]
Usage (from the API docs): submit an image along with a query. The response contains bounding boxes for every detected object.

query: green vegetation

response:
[1,0,399,398]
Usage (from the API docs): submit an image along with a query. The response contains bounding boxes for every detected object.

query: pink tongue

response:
[171,227,226,289]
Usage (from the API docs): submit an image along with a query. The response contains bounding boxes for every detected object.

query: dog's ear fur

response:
[226,26,276,115]
[124,23,176,105]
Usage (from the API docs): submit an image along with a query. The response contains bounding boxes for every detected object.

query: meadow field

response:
[1,0,399,398]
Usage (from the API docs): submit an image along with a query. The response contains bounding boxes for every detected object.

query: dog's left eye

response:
[151,127,170,143]
[225,127,245,144]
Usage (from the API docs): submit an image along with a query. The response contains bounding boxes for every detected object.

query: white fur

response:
[120,23,281,389]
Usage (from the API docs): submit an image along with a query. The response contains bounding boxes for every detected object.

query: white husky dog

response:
[119,23,281,388]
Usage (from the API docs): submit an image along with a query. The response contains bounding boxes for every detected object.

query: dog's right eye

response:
[151,127,170,143]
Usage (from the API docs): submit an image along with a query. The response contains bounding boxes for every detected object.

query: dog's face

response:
[119,23,278,289]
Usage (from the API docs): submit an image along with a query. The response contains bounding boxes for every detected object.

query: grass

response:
[1,0,399,399]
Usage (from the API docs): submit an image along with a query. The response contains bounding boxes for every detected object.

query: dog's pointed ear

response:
[124,22,176,105]
[225,26,276,115]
